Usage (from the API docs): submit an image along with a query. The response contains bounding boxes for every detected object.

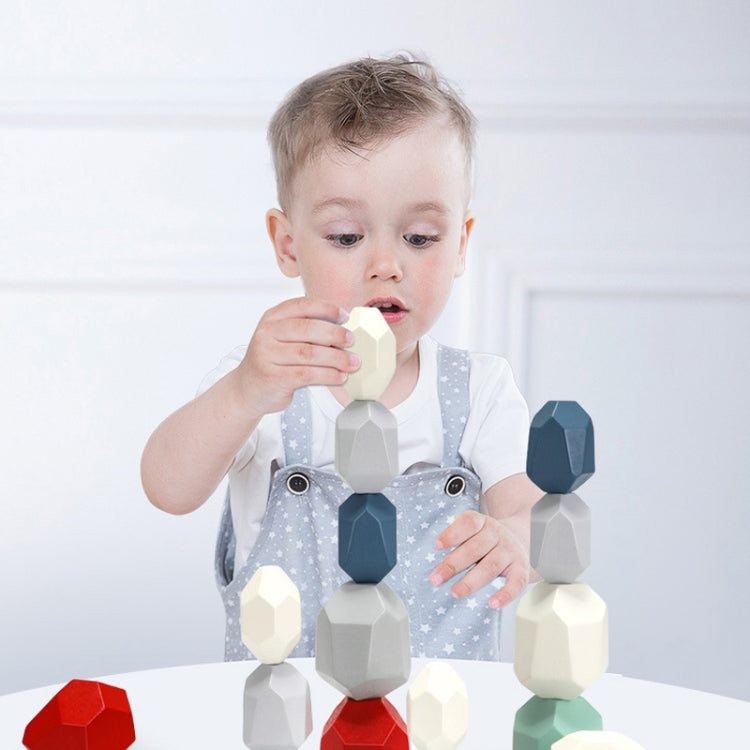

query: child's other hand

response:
[429,510,530,609]
[236,297,361,416]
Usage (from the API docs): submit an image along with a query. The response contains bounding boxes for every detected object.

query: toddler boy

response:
[141,54,541,660]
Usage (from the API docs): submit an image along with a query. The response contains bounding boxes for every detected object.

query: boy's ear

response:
[266,208,300,278]
[454,210,475,278]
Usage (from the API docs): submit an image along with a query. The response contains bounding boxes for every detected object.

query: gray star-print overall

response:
[215,343,503,661]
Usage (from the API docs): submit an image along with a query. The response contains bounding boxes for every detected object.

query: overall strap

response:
[281,387,314,465]
[436,344,471,468]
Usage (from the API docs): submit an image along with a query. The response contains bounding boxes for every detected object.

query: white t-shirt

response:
[198,335,529,573]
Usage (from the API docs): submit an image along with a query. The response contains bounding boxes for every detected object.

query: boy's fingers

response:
[444,545,512,598]
[266,340,359,377]
[488,563,529,609]
[429,528,495,587]
[274,317,354,350]
[434,509,485,551]
[267,296,349,324]
[274,364,351,389]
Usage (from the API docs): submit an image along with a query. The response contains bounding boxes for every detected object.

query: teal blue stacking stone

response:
[339,493,397,583]
[513,696,602,750]
[527,401,595,494]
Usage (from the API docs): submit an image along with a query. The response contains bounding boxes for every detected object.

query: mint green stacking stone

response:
[513,696,602,750]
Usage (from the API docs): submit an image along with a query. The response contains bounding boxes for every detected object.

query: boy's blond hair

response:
[268,53,476,211]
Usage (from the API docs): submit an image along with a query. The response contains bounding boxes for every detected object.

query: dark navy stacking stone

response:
[527,401,595,494]
[338,493,397,583]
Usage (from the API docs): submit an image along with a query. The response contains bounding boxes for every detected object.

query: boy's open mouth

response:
[367,298,408,323]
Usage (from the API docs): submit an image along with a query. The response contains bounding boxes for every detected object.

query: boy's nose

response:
[367,245,403,282]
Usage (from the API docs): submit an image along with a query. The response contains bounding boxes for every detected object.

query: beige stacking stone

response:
[240,565,301,664]
[514,581,609,700]
[407,661,469,750]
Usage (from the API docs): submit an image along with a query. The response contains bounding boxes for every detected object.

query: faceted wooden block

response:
[335,400,398,492]
[527,401,595,494]
[240,565,301,664]
[514,582,609,700]
[22,679,135,750]
[339,492,397,583]
[531,493,591,583]
[243,662,312,750]
[513,696,602,750]
[407,662,469,750]
[552,731,645,749]
[316,581,411,700]
[321,697,409,750]
[342,306,396,401]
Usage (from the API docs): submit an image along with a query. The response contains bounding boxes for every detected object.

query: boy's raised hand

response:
[237,297,361,416]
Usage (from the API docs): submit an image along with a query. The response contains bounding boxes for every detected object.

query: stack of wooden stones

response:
[315,306,412,747]
[237,308,470,749]
[240,565,313,748]
[513,401,643,750]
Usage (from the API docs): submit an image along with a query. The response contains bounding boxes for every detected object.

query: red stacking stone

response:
[321,696,408,750]
[22,679,135,750]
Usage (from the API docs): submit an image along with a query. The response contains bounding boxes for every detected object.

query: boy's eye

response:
[405,233,440,247]
[326,233,362,247]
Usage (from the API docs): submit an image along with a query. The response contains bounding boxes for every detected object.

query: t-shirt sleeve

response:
[196,345,247,397]
[196,345,257,469]
[462,353,530,492]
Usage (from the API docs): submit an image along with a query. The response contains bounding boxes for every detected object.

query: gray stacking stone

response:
[316,581,411,700]
[531,493,591,583]
[243,662,312,749]
[335,400,398,492]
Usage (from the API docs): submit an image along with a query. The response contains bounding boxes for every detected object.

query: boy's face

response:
[267,117,474,363]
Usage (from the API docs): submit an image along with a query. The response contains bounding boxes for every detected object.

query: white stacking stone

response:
[552,730,646,749]
[240,565,301,664]
[407,662,469,750]
[342,306,396,401]
[514,582,609,700]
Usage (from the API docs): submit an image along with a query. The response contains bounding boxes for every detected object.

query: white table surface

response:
[2,658,748,749]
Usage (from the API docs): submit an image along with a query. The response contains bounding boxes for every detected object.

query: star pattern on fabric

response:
[220,345,504,663]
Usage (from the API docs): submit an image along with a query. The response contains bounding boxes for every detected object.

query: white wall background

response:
[2,0,749,702]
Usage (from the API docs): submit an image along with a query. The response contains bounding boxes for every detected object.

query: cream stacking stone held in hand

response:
[341,306,396,401]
